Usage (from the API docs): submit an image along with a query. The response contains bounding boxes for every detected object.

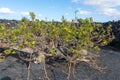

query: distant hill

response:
[0,19,19,28]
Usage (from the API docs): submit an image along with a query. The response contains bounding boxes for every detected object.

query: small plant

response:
[48,48,56,55]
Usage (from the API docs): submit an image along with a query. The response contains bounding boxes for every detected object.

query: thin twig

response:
[66,59,72,80]
[44,60,50,80]
[27,52,32,80]
[72,61,77,79]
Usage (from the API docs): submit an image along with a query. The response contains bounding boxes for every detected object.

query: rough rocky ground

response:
[0,48,120,80]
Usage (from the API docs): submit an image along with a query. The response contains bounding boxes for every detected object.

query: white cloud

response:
[20,12,29,16]
[83,0,120,18]
[0,7,15,14]
[84,0,120,8]
[71,0,80,3]
[99,7,120,17]
[77,8,91,15]
[38,13,42,17]
[78,10,91,15]
[65,13,69,16]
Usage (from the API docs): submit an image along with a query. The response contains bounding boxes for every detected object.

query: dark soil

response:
[0,48,120,80]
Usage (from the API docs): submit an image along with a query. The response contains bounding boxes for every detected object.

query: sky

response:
[0,0,120,22]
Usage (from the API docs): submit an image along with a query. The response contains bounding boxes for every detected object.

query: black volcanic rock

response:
[0,56,45,80]
[0,19,19,28]
[103,21,120,49]
[0,49,120,80]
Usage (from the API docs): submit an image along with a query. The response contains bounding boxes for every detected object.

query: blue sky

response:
[0,0,120,22]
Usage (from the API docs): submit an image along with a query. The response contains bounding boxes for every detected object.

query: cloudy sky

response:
[0,0,120,22]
